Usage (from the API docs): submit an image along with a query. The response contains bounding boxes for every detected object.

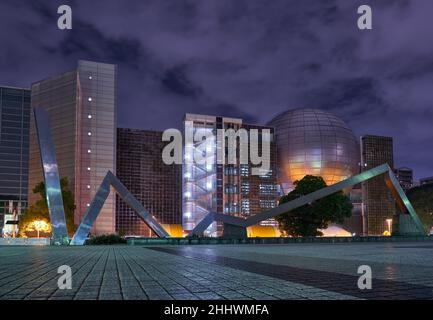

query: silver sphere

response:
[268,108,359,191]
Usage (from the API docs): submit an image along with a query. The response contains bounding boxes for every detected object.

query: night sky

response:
[0,0,432,179]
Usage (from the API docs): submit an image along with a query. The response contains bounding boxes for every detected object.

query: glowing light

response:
[386,218,393,235]
[30,220,51,238]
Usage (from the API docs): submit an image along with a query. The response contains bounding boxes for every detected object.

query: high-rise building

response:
[116,128,182,236]
[28,60,117,235]
[182,114,279,236]
[420,176,433,186]
[361,135,395,235]
[0,86,30,236]
[394,167,413,192]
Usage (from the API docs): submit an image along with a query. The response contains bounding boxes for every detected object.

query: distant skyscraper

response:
[116,128,182,236]
[394,167,413,192]
[0,86,30,235]
[420,176,433,186]
[182,114,279,236]
[28,60,117,235]
[361,135,396,235]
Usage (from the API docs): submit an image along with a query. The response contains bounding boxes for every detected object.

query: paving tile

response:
[1,243,433,300]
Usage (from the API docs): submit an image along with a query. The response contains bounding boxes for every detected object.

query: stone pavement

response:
[0,242,432,300]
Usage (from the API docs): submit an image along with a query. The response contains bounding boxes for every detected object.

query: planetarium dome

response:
[268,108,359,191]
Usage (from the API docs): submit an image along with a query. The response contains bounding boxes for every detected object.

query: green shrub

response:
[85,234,127,245]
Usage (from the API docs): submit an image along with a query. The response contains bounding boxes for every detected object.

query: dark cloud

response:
[0,0,432,179]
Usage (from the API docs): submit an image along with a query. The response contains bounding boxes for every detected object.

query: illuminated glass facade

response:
[0,87,30,236]
[28,60,117,235]
[268,108,359,192]
[182,114,278,236]
[116,128,182,236]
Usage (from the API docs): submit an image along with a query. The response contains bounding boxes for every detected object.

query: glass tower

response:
[182,114,278,236]
[28,60,117,235]
[0,87,30,236]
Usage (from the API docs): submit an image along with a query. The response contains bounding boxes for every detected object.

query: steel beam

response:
[33,108,69,245]
[71,171,170,245]
[191,163,426,236]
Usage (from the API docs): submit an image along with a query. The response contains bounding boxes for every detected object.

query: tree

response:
[19,178,77,237]
[407,184,433,231]
[275,175,353,237]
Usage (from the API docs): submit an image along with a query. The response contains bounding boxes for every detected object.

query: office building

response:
[28,60,117,235]
[182,114,279,236]
[420,176,433,186]
[394,167,413,192]
[0,87,30,236]
[361,135,396,235]
[116,128,182,236]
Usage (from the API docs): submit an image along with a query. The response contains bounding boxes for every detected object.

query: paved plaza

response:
[1,241,433,300]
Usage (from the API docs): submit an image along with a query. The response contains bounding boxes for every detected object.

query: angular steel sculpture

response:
[70,171,170,245]
[33,108,69,245]
[191,163,426,236]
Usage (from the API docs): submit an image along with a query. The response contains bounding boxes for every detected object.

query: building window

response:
[224,203,238,214]
[224,166,238,176]
[241,182,250,194]
[241,199,250,215]
[260,200,277,209]
[240,165,249,177]
[224,184,238,194]
[259,184,277,195]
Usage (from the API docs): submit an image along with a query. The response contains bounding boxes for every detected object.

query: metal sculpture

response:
[70,171,170,245]
[191,163,426,236]
[33,108,69,245]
